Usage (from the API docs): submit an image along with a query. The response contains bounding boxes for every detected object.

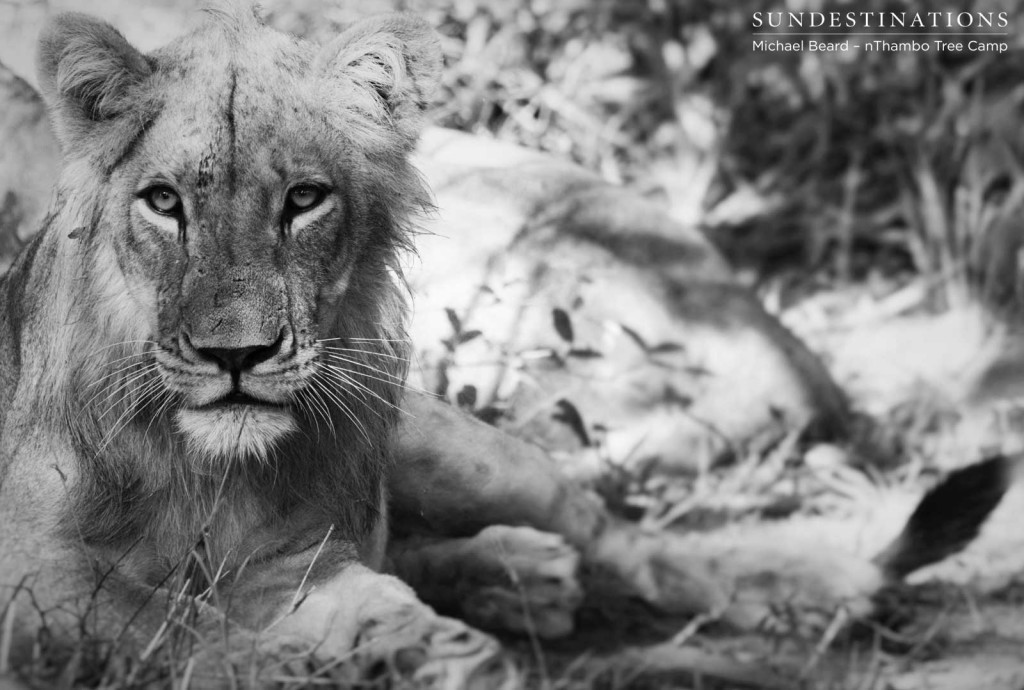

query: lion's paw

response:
[457,525,582,638]
[390,525,583,639]
[355,607,516,689]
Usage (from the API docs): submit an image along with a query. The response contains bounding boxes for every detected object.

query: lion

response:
[404,126,851,473]
[0,5,1014,688]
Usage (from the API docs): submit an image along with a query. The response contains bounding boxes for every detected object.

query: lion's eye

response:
[286,185,324,213]
[145,186,182,216]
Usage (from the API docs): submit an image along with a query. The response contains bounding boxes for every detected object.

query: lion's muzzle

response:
[157,267,312,459]
[166,326,304,462]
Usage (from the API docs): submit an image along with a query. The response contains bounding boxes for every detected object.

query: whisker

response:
[81,340,159,394]
[83,368,159,421]
[85,339,159,359]
[142,389,175,441]
[316,337,410,344]
[320,353,430,397]
[317,365,403,415]
[87,349,151,378]
[315,370,376,430]
[304,383,335,439]
[318,345,409,363]
[292,392,316,437]
[320,355,416,393]
[111,374,163,419]
[92,364,162,417]
[318,361,394,399]
[320,352,409,380]
[347,337,411,343]
[96,378,165,454]
[313,372,371,444]
[86,354,155,390]
[294,387,326,440]
[316,370,385,421]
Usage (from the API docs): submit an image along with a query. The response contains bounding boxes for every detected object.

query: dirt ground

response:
[2,1,1024,688]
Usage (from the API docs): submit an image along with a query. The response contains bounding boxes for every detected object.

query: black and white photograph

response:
[0,1,1022,688]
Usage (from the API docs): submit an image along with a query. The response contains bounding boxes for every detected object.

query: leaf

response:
[552,308,574,343]
[568,347,603,359]
[456,385,477,410]
[619,324,648,351]
[458,329,482,345]
[445,307,462,335]
[552,398,591,447]
[648,342,685,355]
[663,385,693,409]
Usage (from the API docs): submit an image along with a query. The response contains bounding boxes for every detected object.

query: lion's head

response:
[26,7,440,547]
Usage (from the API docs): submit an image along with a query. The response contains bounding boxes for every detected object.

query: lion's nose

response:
[185,329,287,372]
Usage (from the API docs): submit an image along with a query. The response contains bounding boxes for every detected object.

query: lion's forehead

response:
[103,29,335,308]
[140,23,328,187]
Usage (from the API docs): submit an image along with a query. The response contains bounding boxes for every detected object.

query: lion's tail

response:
[872,454,1016,580]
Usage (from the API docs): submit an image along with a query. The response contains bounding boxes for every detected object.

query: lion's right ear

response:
[314,14,442,143]
[37,13,152,152]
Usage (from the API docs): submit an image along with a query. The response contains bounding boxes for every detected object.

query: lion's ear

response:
[37,12,152,151]
[315,13,442,138]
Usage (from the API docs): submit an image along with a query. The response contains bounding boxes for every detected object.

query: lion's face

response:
[38,9,440,463]
[120,37,359,459]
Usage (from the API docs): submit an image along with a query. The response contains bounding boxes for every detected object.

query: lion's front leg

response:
[392,393,732,622]
[389,396,885,631]
[267,562,516,688]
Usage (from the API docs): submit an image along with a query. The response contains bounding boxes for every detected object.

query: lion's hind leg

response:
[388,526,583,640]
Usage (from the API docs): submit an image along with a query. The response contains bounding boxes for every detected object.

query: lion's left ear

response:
[314,13,442,138]
[37,12,153,154]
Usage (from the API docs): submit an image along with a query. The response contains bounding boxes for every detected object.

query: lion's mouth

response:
[199,390,289,410]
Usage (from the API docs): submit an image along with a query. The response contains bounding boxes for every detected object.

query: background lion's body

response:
[409,128,849,470]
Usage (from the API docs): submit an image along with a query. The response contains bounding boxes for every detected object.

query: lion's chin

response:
[175,405,297,463]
